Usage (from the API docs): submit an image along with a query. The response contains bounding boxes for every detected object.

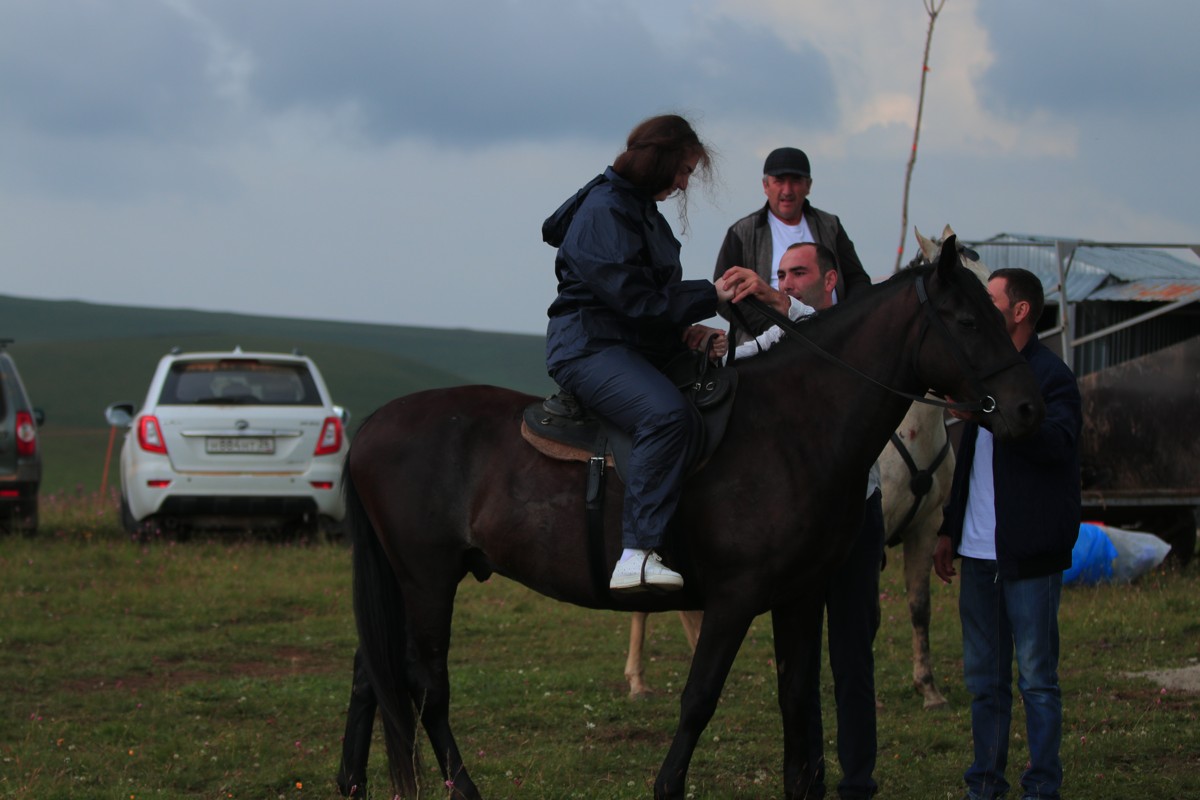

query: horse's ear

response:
[936,234,959,281]
[915,227,939,263]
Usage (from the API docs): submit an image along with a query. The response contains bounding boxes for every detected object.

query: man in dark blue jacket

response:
[934,268,1081,800]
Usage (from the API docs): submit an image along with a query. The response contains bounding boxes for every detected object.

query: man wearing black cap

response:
[714,147,869,336]
[714,147,879,800]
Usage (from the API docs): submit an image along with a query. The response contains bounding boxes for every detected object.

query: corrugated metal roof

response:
[966,233,1200,303]
[1086,279,1200,303]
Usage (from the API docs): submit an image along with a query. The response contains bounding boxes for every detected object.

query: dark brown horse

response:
[345,238,1044,799]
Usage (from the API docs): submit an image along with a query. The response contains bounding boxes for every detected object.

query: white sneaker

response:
[610,550,684,593]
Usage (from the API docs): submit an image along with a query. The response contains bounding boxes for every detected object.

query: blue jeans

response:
[958,558,1063,800]
[550,346,699,550]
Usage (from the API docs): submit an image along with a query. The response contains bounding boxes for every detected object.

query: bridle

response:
[729,270,1024,415]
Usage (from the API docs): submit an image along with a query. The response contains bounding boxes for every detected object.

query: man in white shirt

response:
[720,248,883,800]
[715,148,870,345]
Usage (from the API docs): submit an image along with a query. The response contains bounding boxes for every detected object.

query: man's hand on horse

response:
[717,266,791,314]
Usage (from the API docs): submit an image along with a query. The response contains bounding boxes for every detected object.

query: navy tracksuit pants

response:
[550,345,700,550]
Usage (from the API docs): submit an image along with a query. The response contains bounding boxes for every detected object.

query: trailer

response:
[967,235,1200,562]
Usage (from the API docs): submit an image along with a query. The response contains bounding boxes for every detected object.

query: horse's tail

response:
[345,466,421,797]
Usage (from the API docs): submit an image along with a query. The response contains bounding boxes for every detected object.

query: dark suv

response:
[0,340,43,535]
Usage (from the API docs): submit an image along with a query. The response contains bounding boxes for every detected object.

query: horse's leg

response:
[903,521,948,709]
[626,610,703,699]
[626,612,651,698]
[401,576,485,800]
[769,592,826,800]
[678,610,703,652]
[362,501,482,798]
[653,608,754,799]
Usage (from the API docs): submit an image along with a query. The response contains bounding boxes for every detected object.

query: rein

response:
[732,274,1005,415]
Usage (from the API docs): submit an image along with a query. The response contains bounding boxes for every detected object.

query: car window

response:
[0,369,8,419]
[158,359,323,406]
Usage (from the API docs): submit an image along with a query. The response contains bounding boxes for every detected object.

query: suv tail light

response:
[138,415,168,454]
[15,411,36,457]
[314,416,343,456]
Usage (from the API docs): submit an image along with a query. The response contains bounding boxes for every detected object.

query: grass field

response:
[2,499,1198,800]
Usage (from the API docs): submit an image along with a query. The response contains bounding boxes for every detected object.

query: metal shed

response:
[962,234,1200,560]
[965,233,1200,376]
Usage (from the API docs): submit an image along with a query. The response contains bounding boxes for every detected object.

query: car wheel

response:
[119,496,145,536]
[15,499,38,538]
[320,516,347,545]
[284,514,319,541]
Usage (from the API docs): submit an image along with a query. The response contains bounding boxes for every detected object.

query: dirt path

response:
[1124,662,1200,692]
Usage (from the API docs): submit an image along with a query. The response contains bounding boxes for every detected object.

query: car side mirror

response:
[105,402,135,428]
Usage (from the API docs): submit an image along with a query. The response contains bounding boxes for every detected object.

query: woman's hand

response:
[683,325,728,359]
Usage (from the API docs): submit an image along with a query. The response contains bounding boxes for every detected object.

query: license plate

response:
[206,436,275,454]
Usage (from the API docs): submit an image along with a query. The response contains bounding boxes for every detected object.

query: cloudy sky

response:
[3,0,1197,335]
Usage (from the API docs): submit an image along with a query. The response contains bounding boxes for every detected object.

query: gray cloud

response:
[0,1,217,141]
[217,0,834,144]
[0,0,833,150]
[977,1,1200,120]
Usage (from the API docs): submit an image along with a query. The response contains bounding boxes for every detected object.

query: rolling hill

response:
[1,293,553,492]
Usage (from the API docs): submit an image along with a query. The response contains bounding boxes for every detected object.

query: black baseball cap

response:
[763,147,811,178]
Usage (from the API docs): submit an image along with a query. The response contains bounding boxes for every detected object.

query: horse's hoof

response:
[922,695,949,710]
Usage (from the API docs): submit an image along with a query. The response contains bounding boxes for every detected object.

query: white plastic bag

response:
[1103,525,1172,583]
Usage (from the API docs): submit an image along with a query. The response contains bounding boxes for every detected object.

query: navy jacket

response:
[544,168,718,371]
[939,336,1083,579]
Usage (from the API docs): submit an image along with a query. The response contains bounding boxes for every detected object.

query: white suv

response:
[105,348,348,538]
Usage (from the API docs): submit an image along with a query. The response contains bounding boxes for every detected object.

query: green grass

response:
[2,501,1198,799]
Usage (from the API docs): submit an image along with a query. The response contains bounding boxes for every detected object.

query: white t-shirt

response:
[732,296,880,499]
[958,427,997,559]
[767,212,814,289]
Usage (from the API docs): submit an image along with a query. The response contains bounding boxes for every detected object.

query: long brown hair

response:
[612,114,714,231]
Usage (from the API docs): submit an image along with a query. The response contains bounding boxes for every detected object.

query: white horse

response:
[624,226,984,710]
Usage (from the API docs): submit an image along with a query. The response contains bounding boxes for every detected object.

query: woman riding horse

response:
[543,114,733,593]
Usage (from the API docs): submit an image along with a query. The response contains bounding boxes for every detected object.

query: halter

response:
[731,271,1023,415]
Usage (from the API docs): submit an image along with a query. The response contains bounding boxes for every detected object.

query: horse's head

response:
[915,224,989,283]
[912,231,1045,440]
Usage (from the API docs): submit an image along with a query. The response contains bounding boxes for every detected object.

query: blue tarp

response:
[1063,523,1117,585]
[1063,523,1171,586]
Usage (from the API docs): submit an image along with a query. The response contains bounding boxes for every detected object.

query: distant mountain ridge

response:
[1,293,553,430]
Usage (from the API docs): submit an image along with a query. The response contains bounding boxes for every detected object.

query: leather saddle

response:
[520,351,739,480]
